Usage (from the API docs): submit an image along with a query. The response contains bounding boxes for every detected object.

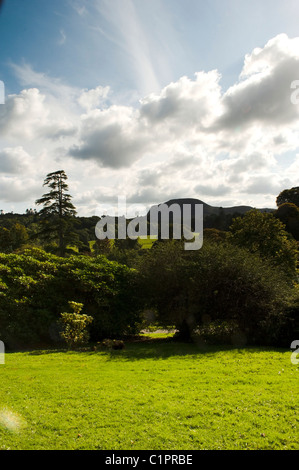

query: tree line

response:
[0,170,298,349]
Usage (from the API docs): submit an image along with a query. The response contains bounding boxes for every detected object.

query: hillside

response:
[0,199,275,245]
[146,198,274,231]
[157,198,273,217]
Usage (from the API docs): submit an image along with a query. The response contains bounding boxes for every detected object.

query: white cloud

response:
[0,176,41,204]
[78,85,110,111]
[194,184,231,197]
[241,175,285,195]
[214,34,299,130]
[140,71,223,132]
[0,88,77,141]
[2,34,299,212]
[0,147,33,174]
[69,105,153,168]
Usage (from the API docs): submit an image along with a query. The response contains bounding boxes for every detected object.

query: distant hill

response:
[161,198,274,217]
[0,199,275,244]
[147,198,274,231]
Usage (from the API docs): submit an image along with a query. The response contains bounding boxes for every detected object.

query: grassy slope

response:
[0,341,298,450]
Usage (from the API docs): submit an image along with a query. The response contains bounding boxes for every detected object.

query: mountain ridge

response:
[149,197,274,218]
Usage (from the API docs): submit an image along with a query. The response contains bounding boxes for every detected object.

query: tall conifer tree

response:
[36,170,77,256]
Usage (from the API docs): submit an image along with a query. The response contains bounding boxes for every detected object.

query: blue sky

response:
[2,0,299,95]
[1,0,299,214]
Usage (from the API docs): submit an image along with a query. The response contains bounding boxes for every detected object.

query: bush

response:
[195,320,246,346]
[59,302,93,349]
[136,240,296,345]
[229,209,298,278]
[0,248,142,348]
[189,242,296,345]
[99,339,125,350]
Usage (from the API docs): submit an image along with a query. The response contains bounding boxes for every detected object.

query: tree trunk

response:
[175,318,194,342]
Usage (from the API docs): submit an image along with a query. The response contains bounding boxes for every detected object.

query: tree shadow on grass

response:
[21,335,288,359]
[98,336,287,362]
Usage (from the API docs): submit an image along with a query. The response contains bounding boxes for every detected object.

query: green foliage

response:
[275,203,299,241]
[136,240,188,336]
[97,338,125,350]
[59,301,93,349]
[189,242,295,346]
[35,170,77,257]
[229,209,298,277]
[107,237,143,267]
[203,228,228,242]
[93,238,113,256]
[277,186,299,207]
[196,320,245,346]
[0,248,141,348]
[0,223,29,253]
[136,240,296,345]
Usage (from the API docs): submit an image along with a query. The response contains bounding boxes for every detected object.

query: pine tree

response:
[35,170,77,256]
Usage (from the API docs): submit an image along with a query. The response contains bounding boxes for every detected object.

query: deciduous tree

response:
[229,209,298,277]
[277,186,299,207]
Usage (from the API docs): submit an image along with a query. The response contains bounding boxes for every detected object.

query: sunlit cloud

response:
[1,33,299,213]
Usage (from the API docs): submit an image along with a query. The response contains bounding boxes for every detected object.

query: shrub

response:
[0,248,142,348]
[59,302,93,349]
[136,240,296,345]
[188,242,295,345]
[95,339,125,350]
[229,209,298,278]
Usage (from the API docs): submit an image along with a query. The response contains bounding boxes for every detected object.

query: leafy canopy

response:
[277,186,299,208]
[229,209,298,277]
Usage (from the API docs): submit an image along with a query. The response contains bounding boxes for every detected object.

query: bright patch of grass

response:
[0,342,298,450]
[141,330,176,339]
[137,236,157,249]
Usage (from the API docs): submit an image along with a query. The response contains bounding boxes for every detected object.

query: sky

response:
[1,0,299,216]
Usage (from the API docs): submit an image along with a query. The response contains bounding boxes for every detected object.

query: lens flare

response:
[0,408,26,432]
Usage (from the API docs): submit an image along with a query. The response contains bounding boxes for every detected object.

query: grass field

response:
[0,338,298,450]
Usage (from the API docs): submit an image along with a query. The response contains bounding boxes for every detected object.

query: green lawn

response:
[0,340,298,450]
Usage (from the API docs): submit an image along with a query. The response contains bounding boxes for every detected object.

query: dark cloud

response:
[69,121,147,168]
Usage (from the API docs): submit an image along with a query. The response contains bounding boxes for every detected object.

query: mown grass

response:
[0,340,298,450]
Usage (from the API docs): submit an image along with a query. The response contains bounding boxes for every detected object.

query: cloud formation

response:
[0,147,33,174]
[214,34,299,130]
[1,34,299,213]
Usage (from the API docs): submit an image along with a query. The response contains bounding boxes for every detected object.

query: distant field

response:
[88,237,157,251]
[0,339,298,450]
[137,236,157,249]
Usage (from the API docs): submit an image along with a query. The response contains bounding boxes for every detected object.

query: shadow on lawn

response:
[94,336,285,362]
[23,335,287,359]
